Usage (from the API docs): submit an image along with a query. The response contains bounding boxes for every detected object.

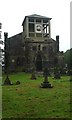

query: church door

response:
[36,54,42,71]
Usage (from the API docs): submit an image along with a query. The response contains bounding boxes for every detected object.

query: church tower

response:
[22,14,51,40]
[22,14,57,72]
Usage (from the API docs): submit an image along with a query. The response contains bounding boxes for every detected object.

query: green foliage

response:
[64,48,72,68]
[2,73,70,119]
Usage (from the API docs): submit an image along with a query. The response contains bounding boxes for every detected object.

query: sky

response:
[0,0,71,52]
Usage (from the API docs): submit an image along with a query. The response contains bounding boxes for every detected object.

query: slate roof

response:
[8,32,22,40]
[22,14,52,25]
[26,14,51,19]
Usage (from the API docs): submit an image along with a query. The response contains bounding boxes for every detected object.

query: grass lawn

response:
[2,72,71,119]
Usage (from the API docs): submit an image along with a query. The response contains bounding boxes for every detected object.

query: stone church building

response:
[5,14,63,72]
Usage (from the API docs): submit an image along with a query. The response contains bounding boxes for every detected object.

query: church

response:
[5,14,64,72]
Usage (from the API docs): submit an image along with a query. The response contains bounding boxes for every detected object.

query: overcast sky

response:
[0,0,70,52]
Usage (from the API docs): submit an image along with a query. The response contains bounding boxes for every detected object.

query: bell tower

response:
[22,14,57,72]
[22,14,52,41]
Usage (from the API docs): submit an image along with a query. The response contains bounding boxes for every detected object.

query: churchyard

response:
[2,72,71,119]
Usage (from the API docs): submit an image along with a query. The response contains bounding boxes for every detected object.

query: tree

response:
[3,32,12,85]
[64,48,72,75]
[64,48,72,69]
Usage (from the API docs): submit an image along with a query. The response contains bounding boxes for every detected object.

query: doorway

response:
[36,54,42,71]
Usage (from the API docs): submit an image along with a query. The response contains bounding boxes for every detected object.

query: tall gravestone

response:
[40,67,53,88]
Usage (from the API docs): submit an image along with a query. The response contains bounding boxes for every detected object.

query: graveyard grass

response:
[2,72,71,119]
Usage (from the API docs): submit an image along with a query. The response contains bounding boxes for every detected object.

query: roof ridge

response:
[8,32,22,39]
[26,14,52,19]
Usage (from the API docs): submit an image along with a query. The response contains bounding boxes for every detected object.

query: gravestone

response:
[40,67,53,88]
[54,67,61,79]
[30,66,36,80]
[4,75,13,85]
[16,81,20,85]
